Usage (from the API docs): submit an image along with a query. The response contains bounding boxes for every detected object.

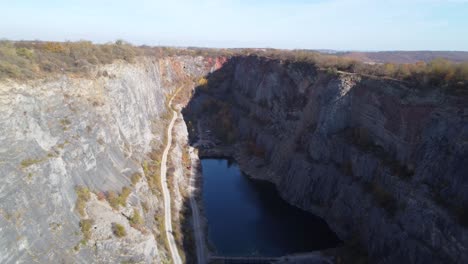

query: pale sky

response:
[1,0,467,50]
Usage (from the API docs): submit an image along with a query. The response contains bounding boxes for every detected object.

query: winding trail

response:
[160,90,182,264]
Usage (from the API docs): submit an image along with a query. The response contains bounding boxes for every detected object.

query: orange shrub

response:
[42,42,66,53]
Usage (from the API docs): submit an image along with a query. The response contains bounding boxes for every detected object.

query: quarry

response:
[0,43,467,264]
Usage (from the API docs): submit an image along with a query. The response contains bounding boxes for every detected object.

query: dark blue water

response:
[201,158,340,257]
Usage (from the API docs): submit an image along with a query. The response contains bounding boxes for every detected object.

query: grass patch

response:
[120,187,131,203]
[142,202,149,213]
[107,191,119,209]
[59,118,71,126]
[20,158,43,168]
[142,147,172,255]
[47,151,58,158]
[129,208,144,228]
[154,212,170,254]
[112,223,126,237]
[120,185,130,196]
[106,186,132,210]
[131,172,142,186]
[79,219,94,244]
[75,186,91,217]
[59,118,71,130]
[143,148,164,194]
[56,141,68,149]
[0,40,140,80]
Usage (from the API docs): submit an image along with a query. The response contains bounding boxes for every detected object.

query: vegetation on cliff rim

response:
[249,50,468,92]
[0,40,227,80]
[0,40,138,79]
[1,40,467,92]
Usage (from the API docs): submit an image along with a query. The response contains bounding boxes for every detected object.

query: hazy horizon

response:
[1,0,468,51]
[4,38,468,53]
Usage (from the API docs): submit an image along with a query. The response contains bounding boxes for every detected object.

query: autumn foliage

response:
[1,40,467,93]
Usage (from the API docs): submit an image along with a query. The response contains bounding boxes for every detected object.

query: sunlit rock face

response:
[184,56,468,264]
[0,56,222,263]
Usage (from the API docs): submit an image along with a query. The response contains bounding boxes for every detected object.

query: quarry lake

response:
[201,158,340,257]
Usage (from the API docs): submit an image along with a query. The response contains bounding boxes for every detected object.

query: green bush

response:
[16,48,34,59]
[0,61,21,78]
[112,223,126,237]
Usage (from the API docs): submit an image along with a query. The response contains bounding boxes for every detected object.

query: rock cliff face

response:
[0,56,221,263]
[184,56,468,263]
[1,53,466,264]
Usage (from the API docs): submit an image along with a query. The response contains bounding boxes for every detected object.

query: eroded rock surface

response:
[184,56,468,264]
[0,56,220,263]
[1,53,466,264]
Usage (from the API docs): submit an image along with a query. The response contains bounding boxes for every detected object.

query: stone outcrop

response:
[0,56,221,263]
[184,56,468,264]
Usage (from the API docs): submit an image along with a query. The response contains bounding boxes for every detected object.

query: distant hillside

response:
[339,51,468,64]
